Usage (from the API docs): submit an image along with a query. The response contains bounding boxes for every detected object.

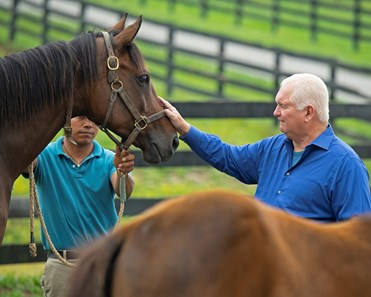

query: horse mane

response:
[127,43,146,70]
[0,32,98,130]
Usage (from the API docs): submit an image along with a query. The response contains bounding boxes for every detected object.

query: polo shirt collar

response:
[56,136,102,158]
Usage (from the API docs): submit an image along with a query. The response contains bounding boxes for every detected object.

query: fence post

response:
[235,0,243,26]
[169,0,176,13]
[352,0,361,51]
[309,0,318,42]
[271,0,280,32]
[328,62,337,127]
[166,25,175,97]
[9,0,20,41]
[329,62,336,102]
[217,39,225,99]
[273,48,281,95]
[41,0,49,44]
[79,0,87,33]
[200,0,208,18]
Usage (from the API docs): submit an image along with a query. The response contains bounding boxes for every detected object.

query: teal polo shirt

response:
[34,137,117,250]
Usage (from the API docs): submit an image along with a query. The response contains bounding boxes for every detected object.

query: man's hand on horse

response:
[158,96,190,136]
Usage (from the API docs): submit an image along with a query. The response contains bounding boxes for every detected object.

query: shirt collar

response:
[309,124,334,151]
[56,136,102,158]
[284,124,334,151]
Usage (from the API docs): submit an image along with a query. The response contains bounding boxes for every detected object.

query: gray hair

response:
[281,73,329,123]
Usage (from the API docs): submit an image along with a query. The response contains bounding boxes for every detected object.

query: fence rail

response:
[139,0,371,50]
[0,0,371,104]
[2,101,371,265]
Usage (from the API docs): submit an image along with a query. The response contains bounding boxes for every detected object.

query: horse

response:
[0,15,179,245]
[67,189,371,297]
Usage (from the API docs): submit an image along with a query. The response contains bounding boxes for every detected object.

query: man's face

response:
[273,86,307,140]
[70,116,99,145]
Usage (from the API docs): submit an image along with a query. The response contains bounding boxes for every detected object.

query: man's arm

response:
[112,147,135,199]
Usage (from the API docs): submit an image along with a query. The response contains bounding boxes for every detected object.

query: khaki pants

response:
[41,257,78,297]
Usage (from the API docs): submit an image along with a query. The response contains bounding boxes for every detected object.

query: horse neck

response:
[0,107,65,246]
[0,104,66,184]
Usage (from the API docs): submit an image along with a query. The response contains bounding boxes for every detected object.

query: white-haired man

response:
[161,73,371,222]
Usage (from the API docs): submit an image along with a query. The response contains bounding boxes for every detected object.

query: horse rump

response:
[67,229,125,297]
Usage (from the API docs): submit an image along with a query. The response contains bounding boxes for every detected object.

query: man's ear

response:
[305,105,315,122]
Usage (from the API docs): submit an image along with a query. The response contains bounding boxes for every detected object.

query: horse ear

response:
[116,15,143,46]
[110,13,129,32]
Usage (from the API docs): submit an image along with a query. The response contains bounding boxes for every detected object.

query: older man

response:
[160,73,371,222]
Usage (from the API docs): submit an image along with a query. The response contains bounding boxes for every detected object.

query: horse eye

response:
[136,74,150,85]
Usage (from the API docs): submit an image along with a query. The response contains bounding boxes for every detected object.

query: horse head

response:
[0,15,179,245]
[77,15,179,163]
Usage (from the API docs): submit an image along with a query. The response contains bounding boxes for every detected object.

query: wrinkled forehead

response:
[275,84,293,104]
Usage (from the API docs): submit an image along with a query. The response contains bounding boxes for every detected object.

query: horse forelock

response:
[0,32,98,131]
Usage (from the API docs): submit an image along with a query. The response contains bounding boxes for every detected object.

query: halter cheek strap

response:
[100,31,166,151]
[64,99,77,145]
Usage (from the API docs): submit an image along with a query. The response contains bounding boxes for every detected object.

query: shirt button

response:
[286,172,290,176]
[72,165,76,168]
[277,190,281,194]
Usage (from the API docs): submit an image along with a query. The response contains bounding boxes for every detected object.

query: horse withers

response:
[67,189,371,297]
[0,15,178,244]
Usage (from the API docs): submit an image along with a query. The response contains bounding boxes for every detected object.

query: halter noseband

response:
[99,31,166,151]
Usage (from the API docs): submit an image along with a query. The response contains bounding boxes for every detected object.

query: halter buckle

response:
[134,116,148,130]
[107,56,119,70]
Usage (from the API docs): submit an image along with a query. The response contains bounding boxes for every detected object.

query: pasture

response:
[1,0,371,296]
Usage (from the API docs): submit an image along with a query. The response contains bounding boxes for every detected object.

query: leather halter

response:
[100,31,166,150]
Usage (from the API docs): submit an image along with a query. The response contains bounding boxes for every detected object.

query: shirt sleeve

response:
[181,125,260,184]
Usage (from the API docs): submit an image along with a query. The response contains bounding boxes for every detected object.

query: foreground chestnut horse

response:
[68,189,371,297]
[0,15,178,244]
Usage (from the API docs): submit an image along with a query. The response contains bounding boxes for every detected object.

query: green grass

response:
[0,274,42,297]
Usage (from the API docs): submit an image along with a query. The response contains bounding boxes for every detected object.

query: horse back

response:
[68,189,371,297]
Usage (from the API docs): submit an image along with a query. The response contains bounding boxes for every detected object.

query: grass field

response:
[1,0,371,294]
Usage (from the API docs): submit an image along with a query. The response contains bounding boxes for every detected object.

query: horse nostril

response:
[172,136,179,150]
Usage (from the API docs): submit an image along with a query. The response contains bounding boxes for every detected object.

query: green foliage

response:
[0,274,42,297]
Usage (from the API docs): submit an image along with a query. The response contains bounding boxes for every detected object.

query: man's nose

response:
[273,106,280,117]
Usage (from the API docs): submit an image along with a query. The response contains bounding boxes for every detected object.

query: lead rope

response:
[115,172,127,228]
[28,162,75,267]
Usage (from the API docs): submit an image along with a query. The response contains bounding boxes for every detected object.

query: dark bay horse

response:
[0,15,178,244]
[68,189,371,297]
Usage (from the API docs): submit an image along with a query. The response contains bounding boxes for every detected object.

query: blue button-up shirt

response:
[182,125,371,222]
